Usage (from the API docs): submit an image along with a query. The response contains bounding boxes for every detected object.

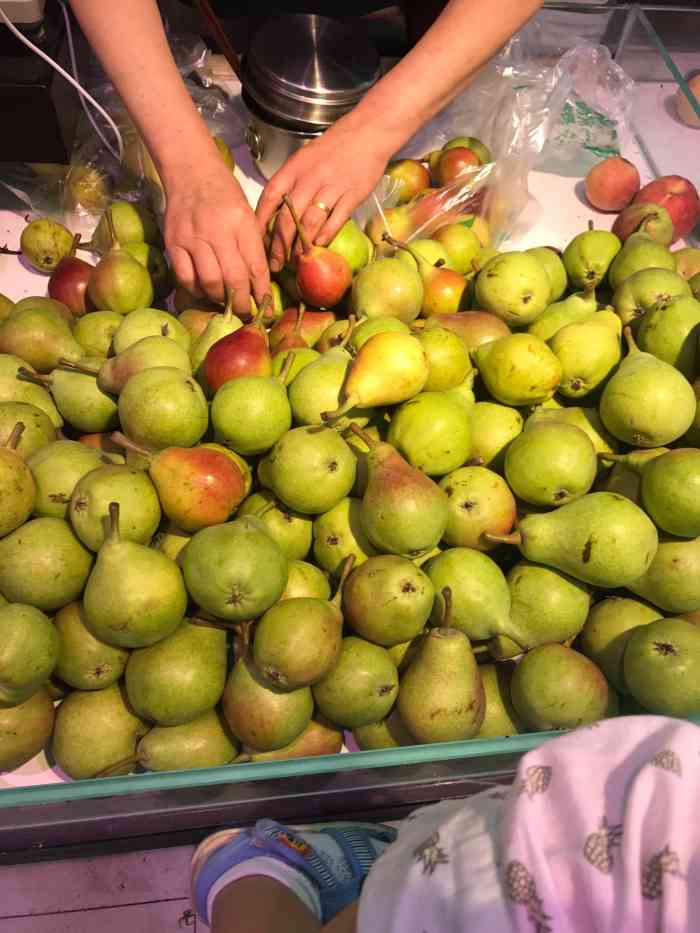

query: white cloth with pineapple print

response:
[357,716,700,933]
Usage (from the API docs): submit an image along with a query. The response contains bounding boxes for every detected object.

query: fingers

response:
[239,235,272,307]
[256,181,284,237]
[210,241,253,317]
[190,240,225,303]
[168,245,198,296]
[315,191,358,246]
[299,186,340,248]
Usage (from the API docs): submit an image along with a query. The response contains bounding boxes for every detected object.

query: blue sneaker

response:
[191,818,397,926]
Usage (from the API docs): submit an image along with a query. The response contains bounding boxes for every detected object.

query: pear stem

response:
[623,326,638,354]
[161,322,170,337]
[6,421,25,450]
[105,206,119,251]
[110,431,153,460]
[597,451,623,463]
[108,500,121,541]
[440,587,453,629]
[276,350,296,386]
[56,358,100,376]
[282,194,311,253]
[382,232,417,263]
[338,315,356,351]
[68,232,81,258]
[223,286,235,322]
[16,367,49,387]
[93,754,138,779]
[332,554,356,607]
[484,530,522,547]
[347,423,378,448]
[293,302,306,336]
[321,393,360,424]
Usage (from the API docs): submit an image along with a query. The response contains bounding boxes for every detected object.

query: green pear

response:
[628,537,700,613]
[0,354,62,427]
[674,247,700,281]
[505,422,597,507]
[489,562,590,660]
[52,683,149,779]
[0,304,82,373]
[329,219,371,273]
[69,464,161,551]
[0,517,93,611]
[397,588,484,743]
[527,289,598,341]
[434,224,481,275]
[416,327,471,391]
[54,601,129,690]
[212,372,292,454]
[118,367,208,449]
[112,308,191,355]
[475,334,562,407]
[0,401,55,459]
[74,310,123,357]
[607,232,676,291]
[222,656,313,751]
[439,465,516,550]
[312,497,377,574]
[395,238,454,271]
[125,620,227,725]
[349,316,409,353]
[182,517,288,622]
[351,258,423,323]
[599,329,695,447]
[19,359,119,434]
[136,709,238,771]
[238,717,343,762]
[238,491,312,561]
[312,636,398,728]
[549,314,622,398]
[288,348,367,432]
[562,228,621,290]
[612,268,690,326]
[640,449,700,538]
[525,406,618,459]
[88,245,154,315]
[487,491,658,588]
[0,603,59,707]
[387,392,471,476]
[272,346,320,383]
[474,251,550,324]
[280,560,331,601]
[342,555,434,646]
[637,295,700,376]
[623,618,700,716]
[95,335,192,394]
[473,663,523,738]
[152,523,191,562]
[28,439,107,519]
[353,710,415,749]
[0,422,35,535]
[691,272,700,299]
[0,687,54,771]
[92,201,159,250]
[468,402,523,471]
[83,502,187,647]
[526,246,567,302]
[511,643,609,730]
[0,293,13,321]
[579,596,662,692]
[122,241,172,300]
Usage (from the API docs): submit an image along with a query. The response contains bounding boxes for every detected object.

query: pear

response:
[511,644,609,730]
[112,308,190,354]
[118,367,208,449]
[596,447,669,505]
[92,201,159,250]
[314,319,353,354]
[190,291,243,379]
[468,402,523,472]
[0,293,13,321]
[323,332,428,421]
[182,517,288,621]
[599,328,695,447]
[397,587,484,743]
[474,664,522,738]
[526,406,618,459]
[260,426,356,515]
[387,235,468,317]
[54,601,129,690]
[623,618,700,716]
[83,502,187,647]
[0,687,54,771]
[387,391,472,476]
[253,557,353,690]
[416,326,471,391]
[237,717,343,762]
[342,555,433,647]
[87,210,154,314]
[73,310,123,357]
[639,449,700,538]
[424,310,510,356]
[19,360,119,434]
[152,523,191,562]
[136,709,238,771]
[434,224,481,275]
[349,316,409,353]
[0,354,63,427]
[312,497,377,573]
[17,217,74,273]
[312,636,398,728]
[0,423,35,535]
[28,439,106,519]
[288,344,367,432]
[350,426,448,556]
[222,656,313,751]
[0,517,93,611]
[52,683,149,779]
[0,303,82,373]
[439,465,516,550]
[125,620,227,725]
[549,314,622,398]
[350,258,423,323]
[395,238,454,271]
[486,491,658,588]
[474,334,562,407]
[328,219,371,273]
[628,537,700,613]
[490,562,590,660]
[504,422,597,507]
[272,346,320,383]
[527,288,598,341]
[674,246,700,281]
[474,251,550,324]
[89,336,192,395]
[280,560,331,601]
[562,227,621,289]
[238,491,311,561]
[526,246,567,302]
[425,548,523,646]
[0,401,55,459]
[637,295,700,376]
[353,710,415,750]
[123,241,172,300]
[579,596,662,692]
[612,268,690,326]
[0,603,59,707]
[607,232,676,291]
[212,368,293,455]
[69,464,161,551]
[283,195,351,309]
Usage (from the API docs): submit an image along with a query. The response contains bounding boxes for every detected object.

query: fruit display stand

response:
[0,3,699,863]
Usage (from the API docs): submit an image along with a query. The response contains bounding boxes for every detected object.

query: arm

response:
[69,0,270,313]
[258,0,543,270]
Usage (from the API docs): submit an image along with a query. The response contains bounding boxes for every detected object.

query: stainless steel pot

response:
[241,14,381,178]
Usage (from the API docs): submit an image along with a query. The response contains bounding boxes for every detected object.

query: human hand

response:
[163,157,270,316]
[256,123,390,272]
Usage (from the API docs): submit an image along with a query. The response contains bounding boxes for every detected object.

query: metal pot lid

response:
[242,14,381,127]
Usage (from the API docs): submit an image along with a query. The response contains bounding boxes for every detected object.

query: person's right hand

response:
[163,156,271,316]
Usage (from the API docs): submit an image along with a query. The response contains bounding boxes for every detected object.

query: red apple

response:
[585,157,640,212]
[633,175,700,242]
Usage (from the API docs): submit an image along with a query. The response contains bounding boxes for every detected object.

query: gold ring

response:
[312,201,331,213]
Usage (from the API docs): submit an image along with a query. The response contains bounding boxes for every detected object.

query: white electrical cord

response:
[0,1,124,161]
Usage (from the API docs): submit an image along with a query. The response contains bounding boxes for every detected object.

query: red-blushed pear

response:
[110,432,247,532]
[612,202,674,245]
[48,234,93,318]
[632,175,700,242]
[435,147,480,187]
[386,159,431,204]
[384,234,468,317]
[421,310,510,355]
[269,306,336,350]
[273,303,308,353]
[178,307,218,341]
[283,195,352,309]
[203,300,272,393]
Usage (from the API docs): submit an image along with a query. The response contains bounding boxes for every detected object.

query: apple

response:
[633,175,700,242]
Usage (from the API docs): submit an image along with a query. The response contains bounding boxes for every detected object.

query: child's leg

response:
[210,876,321,933]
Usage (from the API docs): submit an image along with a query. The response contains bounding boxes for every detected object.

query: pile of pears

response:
[3,143,700,787]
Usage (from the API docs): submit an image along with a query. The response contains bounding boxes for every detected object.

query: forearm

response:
[69,0,220,188]
[337,0,543,157]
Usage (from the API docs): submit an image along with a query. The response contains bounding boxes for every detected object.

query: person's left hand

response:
[256,123,391,272]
